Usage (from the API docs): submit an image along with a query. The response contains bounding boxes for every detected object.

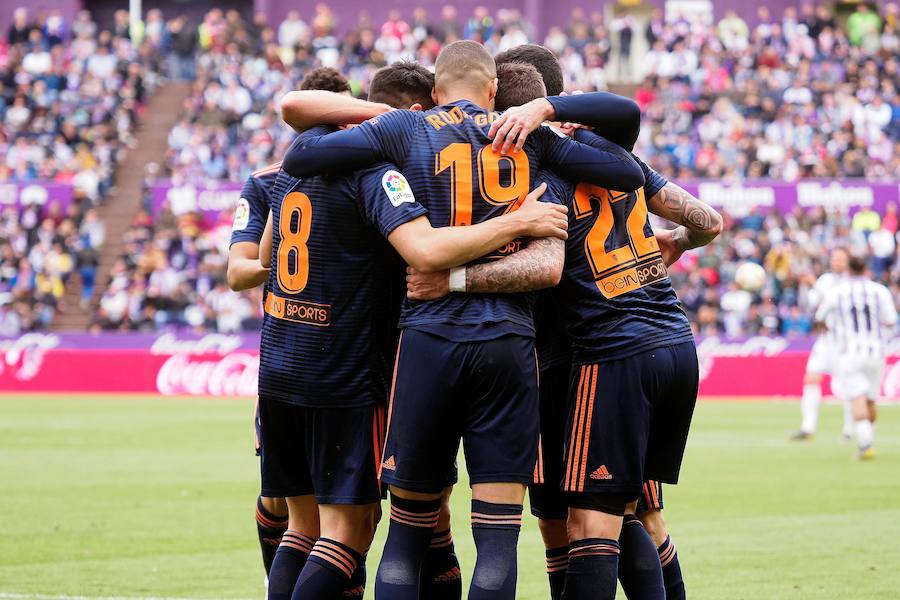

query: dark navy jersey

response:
[260,128,427,407]
[230,164,279,246]
[542,148,694,365]
[283,96,644,340]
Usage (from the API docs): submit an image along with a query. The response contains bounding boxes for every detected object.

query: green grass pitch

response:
[1,395,899,599]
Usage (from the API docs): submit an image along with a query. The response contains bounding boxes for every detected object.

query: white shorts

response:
[806,338,834,376]
[831,356,885,401]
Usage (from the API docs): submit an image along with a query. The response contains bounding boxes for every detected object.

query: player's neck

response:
[436,87,493,111]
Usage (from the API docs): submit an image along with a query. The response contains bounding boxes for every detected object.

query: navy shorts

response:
[562,342,698,499]
[259,395,386,504]
[380,329,540,493]
[529,360,570,520]
[636,480,664,514]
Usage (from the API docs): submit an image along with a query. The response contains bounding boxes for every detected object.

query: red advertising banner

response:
[2,333,899,399]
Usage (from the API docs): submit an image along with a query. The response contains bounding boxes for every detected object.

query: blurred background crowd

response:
[1,2,898,335]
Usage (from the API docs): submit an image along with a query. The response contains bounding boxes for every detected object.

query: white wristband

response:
[449,266,467,293]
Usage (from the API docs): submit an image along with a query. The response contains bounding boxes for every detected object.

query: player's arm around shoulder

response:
[405,236,565,301]
[388,182,567,273]
[282,109,415,180]
[280,90,392,133]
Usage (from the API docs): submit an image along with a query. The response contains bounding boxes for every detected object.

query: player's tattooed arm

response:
[281,91,391,133]
[466,237,564,293]
[406,237,564,301]
[389,183,568,273]
[648,182,723,261]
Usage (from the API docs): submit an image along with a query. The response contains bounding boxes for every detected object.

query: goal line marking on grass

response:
[0,594,254,600]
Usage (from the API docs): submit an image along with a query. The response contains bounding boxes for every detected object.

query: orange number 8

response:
[277,191,312,294]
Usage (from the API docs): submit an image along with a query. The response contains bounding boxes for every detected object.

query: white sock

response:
[842,401,854,437]
[855,420,874,450]
[800,384,821,433]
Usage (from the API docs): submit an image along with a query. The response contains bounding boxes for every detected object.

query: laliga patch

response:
[232,198,250,231]
[382,171,416,207]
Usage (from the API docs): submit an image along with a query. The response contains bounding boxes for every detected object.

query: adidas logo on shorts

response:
[382,455,396,471]
[590,465,613,480]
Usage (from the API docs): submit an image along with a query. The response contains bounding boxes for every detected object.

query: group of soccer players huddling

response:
[227,40,724,600]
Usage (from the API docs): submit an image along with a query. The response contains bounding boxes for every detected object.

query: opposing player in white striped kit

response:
[792,248,851,441]
[815,254,897,460]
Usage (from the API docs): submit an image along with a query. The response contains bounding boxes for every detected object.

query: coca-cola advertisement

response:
[0,332,258,396]
[2,332,899,399]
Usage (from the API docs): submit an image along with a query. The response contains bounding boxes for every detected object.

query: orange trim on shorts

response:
[649,480,661,508]
[533,435,544,484]
[576,365,599,492]
[564,366,590,491]
[533,349,543,484]
[379,331,404,480]
[372,404,386,483]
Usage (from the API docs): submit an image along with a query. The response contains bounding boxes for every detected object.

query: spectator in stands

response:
[847,3,882,50]
[168,15,197,80]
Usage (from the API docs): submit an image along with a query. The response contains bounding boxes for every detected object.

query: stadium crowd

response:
[160,2,900,184]
[3,3,899,335]
[1,7,159,331]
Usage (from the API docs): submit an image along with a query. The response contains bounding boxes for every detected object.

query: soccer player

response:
[407,58,723,600]
[791,247,851,441]
[494,44,700,600]
[814,254,897,460]
[279,41,644,600]
[492,60,572,600]
[258,60,568,600]
[226,66,359,586]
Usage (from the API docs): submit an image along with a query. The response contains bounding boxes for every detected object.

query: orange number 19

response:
[436,143,529,226]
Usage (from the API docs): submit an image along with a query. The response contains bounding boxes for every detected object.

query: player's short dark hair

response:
[299,67,351,93]
[368,60,436,110]
[495,44,564,96]
[848,253,868,274]
[434,40,496,94]
[494,62,546,111]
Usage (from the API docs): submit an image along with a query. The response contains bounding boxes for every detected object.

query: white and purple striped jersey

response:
[815,277,897,359]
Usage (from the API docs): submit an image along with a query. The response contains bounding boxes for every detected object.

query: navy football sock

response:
[468,500,523,600]
[375,494,441,600]
[257,496,289,575]
[343,560,366,598]
[267,530,315,600]
[562,538,620,600]
[421,529,462,600]
[292,538,361,600]
[545,546,569,600]
[657,536,686,600]
[618,515,665,599]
